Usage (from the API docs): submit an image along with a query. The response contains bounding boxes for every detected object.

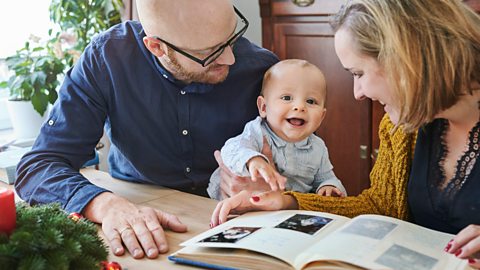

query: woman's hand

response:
[445,224,480,268]
[210,190,299,227]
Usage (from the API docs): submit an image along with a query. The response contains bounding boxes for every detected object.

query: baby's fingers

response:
[273,172,286,190]
[258,168,279,191]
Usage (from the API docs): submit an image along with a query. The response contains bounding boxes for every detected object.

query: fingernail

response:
[114,247,123,254]
[159,244,167,252]
[444,242,452,252]
[133,248,143,257]
[209,222,213,228]
[455,249,462,257]
[469,258,476,264]
[147,248,156,257]
[252,196,260,202]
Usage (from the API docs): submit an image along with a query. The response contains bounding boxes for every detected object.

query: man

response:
[15,0,278,259]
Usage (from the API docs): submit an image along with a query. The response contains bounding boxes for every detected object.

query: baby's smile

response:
[287,118,306,126]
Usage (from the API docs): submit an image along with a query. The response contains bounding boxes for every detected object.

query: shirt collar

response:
[261,118,312,150]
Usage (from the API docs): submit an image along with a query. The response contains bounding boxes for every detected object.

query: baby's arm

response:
[312,139,347,197]
[316,185,345,197]
[247,156,286,191]
[221,118,266,177]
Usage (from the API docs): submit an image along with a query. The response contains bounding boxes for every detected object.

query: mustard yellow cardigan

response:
[286,115,417,220]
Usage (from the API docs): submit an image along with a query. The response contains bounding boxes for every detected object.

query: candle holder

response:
[0,188,16,235]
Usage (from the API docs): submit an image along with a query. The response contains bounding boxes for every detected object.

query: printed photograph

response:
[275,214,332,235]
[375,244,438,270]
[341,218,398,240]
[199,227,260,243]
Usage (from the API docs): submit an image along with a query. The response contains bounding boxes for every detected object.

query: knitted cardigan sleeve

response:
[285,115,416,220]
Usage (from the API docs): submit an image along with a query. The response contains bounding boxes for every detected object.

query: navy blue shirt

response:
[15,21,278,213]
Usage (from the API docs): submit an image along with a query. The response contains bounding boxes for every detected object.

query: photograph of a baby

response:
[200,227,260,243]
[275,214,332,235]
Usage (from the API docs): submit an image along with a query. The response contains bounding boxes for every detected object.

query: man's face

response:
[155,6,243,84]
[163,46,233,84]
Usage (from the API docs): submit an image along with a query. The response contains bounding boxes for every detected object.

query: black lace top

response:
[408,119,480,234]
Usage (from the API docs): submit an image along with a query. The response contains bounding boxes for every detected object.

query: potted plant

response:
[0,0,122,140]
[0,36,65,139]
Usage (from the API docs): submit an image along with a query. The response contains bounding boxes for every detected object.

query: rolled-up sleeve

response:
[221,117,268,177]
[15,40,111,214]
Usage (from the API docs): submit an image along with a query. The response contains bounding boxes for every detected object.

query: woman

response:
[211,0,480,267]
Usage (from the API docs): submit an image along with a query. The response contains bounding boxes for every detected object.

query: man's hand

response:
[83,192,187,259]
[247,156,286,191]
[216,137,278,198]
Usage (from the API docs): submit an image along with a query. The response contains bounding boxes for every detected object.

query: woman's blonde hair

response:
[331,0,480,131]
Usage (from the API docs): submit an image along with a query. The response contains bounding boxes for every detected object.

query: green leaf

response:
[48,89,58,104]
[31,92,49,116]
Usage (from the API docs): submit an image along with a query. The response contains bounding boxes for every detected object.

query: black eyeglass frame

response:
[153,6,249,67]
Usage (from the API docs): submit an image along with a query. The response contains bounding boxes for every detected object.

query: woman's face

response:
[334,28,400,124]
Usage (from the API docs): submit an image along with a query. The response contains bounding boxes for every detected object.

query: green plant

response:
[50,0,123,67]
[0,203,108,270]
[0,38,64,116]
[0,0,123,117]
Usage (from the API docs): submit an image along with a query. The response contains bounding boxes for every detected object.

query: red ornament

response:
[101,261,122,270]
[0,188,16,235]
[68,212,83,223]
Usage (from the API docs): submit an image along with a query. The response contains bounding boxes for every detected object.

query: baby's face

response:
[258,65,327,143]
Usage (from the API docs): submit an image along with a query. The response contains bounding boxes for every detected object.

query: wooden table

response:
[1,168,218,270]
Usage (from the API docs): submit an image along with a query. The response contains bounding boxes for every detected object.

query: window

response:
[0,0,53,130]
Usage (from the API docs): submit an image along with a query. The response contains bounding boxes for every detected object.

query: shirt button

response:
[185,167,191,173]
[182,130,188,136]
[180,90,186,95]
[48,119,54,125]
[162,74,168,79]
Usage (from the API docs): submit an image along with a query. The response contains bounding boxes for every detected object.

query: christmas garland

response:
[0,203,108,270]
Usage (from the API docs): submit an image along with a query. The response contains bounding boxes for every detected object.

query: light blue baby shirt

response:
[207,116,346,200]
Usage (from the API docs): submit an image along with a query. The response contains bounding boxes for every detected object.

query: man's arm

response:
[14,41,186,259]
[15,46,109,214]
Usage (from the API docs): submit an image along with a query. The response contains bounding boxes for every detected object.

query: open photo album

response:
[169,210,468,270]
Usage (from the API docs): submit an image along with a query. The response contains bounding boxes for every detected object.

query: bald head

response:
[137,0,236,50]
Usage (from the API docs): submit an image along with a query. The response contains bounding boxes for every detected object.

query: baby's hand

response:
[317,185,345,197]
[247,156,286,191]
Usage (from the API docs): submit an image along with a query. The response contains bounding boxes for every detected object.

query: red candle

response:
[0,188,16,235]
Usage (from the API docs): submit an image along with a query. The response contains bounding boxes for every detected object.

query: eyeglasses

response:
[153,6,249,67]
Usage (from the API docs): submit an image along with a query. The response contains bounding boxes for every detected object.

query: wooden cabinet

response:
[260,0,380,195]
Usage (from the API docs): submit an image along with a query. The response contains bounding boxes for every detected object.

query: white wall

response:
[232,0,262,46]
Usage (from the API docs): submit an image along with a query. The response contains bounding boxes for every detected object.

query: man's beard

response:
[165,47,230,84]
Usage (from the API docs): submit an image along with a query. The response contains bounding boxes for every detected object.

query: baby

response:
[208,59,346,200]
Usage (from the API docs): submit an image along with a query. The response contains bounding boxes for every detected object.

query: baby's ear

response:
[257,96,267,118]
[318,108,327,124]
